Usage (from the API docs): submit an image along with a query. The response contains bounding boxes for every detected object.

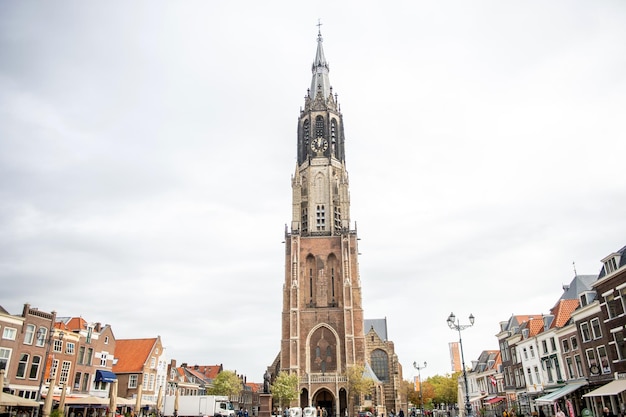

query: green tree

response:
[427,373,458,408]
[346,365,375,415]
[207,370,242,397]
[271,371,299,409]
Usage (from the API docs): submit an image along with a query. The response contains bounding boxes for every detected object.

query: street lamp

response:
[37,329,65,402]
[447,313,474,417]
[412,361,427,417]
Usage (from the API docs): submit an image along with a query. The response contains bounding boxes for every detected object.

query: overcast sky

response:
[1,1,625,384]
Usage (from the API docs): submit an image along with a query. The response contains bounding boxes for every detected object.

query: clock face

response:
[311,137,328,152]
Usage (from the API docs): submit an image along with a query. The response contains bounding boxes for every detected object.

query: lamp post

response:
[412,361,427,417]
[447,312,474,417]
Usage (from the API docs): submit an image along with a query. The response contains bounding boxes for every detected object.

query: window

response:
[66,342,75,355]
[315,116,324,138]
[24,325,35,345]
[49,359,59,382]
[334,207,341,229]
[534,366,540,384]
[526,368,533,385]
[16,353,29,378]
[129,374,138,388]
[59,360,71,384]
[586,349,599,374]
[2,327,17,340]
[149,373,155,390]
[614,330,626,360]
[575,355,583,376]
[29,356,41,379]
[78,346,85,365]
[81,373,90,391]
[74,372,82,390]
[607,293,624,319]
[523,347,528,360]
[53,339,63,353]
[550,337,557,351]
[370,349,389,382]
[605,257,619,274]
[100,352,108,367]
[598,346,611,374]
[580,322,591,342]
[316,205,325,230]
[86,326,93,344]
[591,318,602,339]
[511,346,517,363]
[562,339,570,353]
[566,357,575,379]
[571,336,578,350]
[545,358,554,383]
[301,206,308,233]
[0,347,10,371]
[150,357,156,368]
[36,328,47,347]
[104,336,109,344]
[542,340,548,354]
[530,345,535,358]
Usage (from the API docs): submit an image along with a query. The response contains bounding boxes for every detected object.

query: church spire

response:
[310,22,331,101]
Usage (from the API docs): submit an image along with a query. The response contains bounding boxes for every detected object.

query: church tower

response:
[278,28,366,414]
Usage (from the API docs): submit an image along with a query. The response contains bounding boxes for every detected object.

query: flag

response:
[490,376,497,387]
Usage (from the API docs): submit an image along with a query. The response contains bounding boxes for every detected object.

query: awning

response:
[485,397,505,405]
[95,370,117,383]
[535,380,588,403]
[0,393,40,407]
[469,395,487,404]
[583,379,626,397]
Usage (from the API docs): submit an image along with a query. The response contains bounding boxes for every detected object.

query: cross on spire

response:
[317,19,323,36]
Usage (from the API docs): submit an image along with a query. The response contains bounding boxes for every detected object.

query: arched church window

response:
[371,349,389,382]
[331,119,337,144]
[303,120,310,144]
[315,116,324,138]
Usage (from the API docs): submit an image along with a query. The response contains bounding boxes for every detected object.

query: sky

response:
[1,1,626,385]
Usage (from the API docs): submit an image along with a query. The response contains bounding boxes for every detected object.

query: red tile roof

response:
[550,299,579,328]
[113,338,158,373]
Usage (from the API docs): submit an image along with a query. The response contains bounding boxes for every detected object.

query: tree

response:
[271,371,299,409]
[208,370,242,397]
[346,365,375,415]
[427,373,458,408]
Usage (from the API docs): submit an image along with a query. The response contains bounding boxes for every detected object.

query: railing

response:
[300,373,348,384]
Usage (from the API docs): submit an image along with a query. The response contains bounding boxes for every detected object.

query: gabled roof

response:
[364,318,388,341]
[560,274,598,301]
[186,365,223,380]
[550,299,580,329]
[247,382,262,393]
[113,338,158,373]
[363,362,381,383]
[524,317,545,337]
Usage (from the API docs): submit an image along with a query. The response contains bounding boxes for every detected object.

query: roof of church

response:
[364,318,388,341]
[309,29,331,101]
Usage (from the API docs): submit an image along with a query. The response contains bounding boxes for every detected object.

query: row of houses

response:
[456,244,626,417]
[0,304,261,413]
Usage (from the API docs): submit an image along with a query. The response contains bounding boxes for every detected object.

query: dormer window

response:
[522,329,529,339]
[604,255,621,275]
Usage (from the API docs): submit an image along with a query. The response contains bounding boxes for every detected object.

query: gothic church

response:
[269,29,404,417]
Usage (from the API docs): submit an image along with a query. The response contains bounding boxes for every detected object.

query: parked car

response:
[358,412,373,417]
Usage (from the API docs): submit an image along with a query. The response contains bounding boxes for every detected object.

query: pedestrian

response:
[556,408,565,417]
[604,408,616,417]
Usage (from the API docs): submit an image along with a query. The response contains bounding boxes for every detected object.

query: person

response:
[603,408,615,417]
[399,411,404,417]
[539,408,546,417]
[556,408,565,417]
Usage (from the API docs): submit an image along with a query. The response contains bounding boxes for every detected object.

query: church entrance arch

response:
[312,389,335,417]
